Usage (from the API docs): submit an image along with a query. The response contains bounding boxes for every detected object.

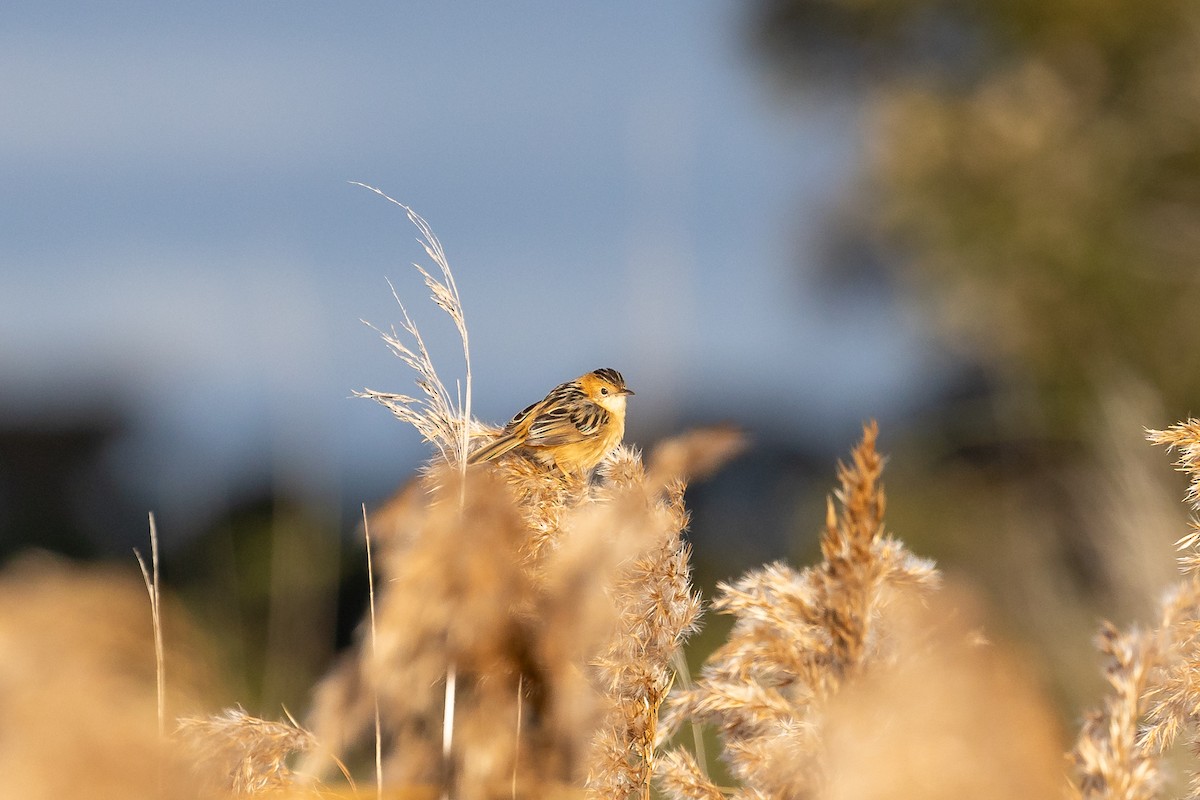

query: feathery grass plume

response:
[1148,420,1200,574]
[1140,578,1200,753]
[491,443,593,567]
[656,749,724,800]
[1068,576,1200,799]
[1063,421,1200,800]
[1139,420,1200,791]
[374,469,541,796]
[352,186,476,467]
[579,433,739,800]
[302,432,737,797]
[177,708,317,796]
[1071,621,1164,800]
[658,421,939,799]
[1132,579,1200,798]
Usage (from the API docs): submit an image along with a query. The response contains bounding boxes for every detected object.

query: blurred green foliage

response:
[754,0,1200,433]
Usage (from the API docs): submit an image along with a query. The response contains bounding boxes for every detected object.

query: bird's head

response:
[580,368,634,413]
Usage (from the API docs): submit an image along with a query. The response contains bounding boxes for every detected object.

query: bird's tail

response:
[466,433,523,465]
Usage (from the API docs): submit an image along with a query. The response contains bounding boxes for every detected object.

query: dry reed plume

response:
[657,421,944,799]
[656,423,1072,800]
[177,708,317,796]
[1069,420,1200,800]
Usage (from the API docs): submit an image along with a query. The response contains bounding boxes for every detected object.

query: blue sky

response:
[0,2,939,532]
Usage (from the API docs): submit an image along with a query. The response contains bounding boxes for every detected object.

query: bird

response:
[467,368,634,476]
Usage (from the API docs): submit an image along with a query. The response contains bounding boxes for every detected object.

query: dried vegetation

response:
[1069,422,1200,800]
[5,205,1200,800]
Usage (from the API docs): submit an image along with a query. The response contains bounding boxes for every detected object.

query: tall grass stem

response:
[362,504,383,800]
[134,512,165,738]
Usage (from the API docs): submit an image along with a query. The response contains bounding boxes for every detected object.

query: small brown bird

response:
[467,368,634,476]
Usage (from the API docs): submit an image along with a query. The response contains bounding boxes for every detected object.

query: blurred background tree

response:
[748,0,1200,707]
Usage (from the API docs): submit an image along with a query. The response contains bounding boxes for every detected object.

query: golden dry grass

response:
[8,206,1200,800]
[0,553,213,800]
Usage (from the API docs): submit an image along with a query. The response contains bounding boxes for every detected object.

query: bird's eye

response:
[600,387,609,395]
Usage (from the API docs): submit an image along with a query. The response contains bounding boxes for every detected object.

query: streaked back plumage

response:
[467,369,633,474]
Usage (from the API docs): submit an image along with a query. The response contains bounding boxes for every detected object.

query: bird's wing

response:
[504,380,577,431]
[505,398,543,431]
[466,431,523,465]
[523,400,608,447]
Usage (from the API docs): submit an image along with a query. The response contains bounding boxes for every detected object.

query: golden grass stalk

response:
[581,441,720,800]
[351,190,478,787]
[363,503,384,800]
[177,707,317,795]
[442,662,458,798]
[1071,622,1163,800]
[304,432,737,798]
[1149,420,1200,574]
[1069,573,1200,800]
[302,467,539,793]
[1067,420,1200,799]
[134,511,166,738]
[1139,578,1200,751]
[655,749,723,800]
[1143,422,1200,770]
[352,185,474,467]
[658,421,940,798]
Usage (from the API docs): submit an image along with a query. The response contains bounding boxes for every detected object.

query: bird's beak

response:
[621,388,635,396]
